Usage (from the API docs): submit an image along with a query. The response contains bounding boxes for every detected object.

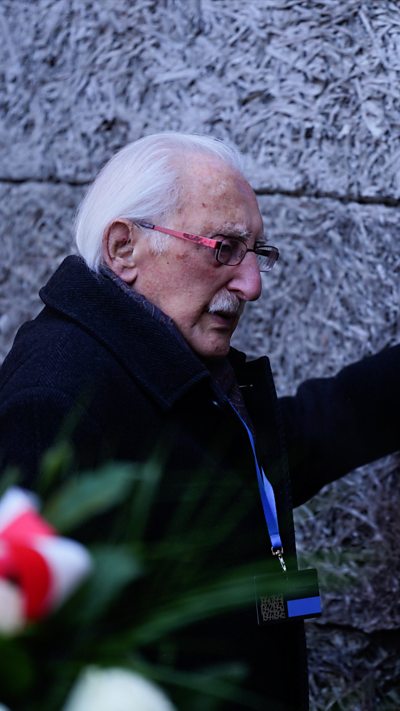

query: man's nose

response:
[227,252,262,301]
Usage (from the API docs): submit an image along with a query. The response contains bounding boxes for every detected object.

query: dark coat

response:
[0,256,398,710]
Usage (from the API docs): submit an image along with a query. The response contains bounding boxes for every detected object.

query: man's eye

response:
[219,241,235,258]
[217,239,246,266]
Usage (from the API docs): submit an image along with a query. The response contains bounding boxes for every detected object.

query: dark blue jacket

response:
[0,256,398,709]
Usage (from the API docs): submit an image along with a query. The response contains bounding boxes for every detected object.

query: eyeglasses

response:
[134,221,279,272]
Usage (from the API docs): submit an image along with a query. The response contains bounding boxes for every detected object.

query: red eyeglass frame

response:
[134,221,221,250]
[133,221,279,271]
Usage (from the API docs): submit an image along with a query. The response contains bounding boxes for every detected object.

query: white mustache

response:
[207,290,244,317]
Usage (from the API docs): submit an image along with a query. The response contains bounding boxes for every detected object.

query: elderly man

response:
[0,133,398,709]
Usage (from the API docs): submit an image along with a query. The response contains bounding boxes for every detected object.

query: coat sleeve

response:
[279,345,400,507]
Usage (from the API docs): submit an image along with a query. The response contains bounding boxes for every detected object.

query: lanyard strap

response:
[229,404,287,572]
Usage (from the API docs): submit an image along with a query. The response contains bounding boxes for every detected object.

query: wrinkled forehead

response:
[177,156,263,235]
[185,157,253,196]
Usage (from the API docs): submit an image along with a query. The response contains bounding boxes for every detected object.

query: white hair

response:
[75,132,244,271]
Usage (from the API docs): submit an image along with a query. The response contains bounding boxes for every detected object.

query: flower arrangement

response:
[0,450,271,710]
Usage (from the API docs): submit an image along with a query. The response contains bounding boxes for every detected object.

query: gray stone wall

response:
[1,1,399,707]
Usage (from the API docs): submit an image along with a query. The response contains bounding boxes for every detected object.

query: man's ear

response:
[101,219,139,284]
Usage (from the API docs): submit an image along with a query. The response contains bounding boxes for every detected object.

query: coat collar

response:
[40,256,212,410]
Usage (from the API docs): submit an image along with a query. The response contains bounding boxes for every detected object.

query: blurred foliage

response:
[1,446,398,710]
[0,453,274,711]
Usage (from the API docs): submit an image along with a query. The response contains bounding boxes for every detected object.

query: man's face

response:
[132,157,264,359]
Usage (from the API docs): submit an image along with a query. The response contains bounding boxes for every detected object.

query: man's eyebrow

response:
[211,224,253,241]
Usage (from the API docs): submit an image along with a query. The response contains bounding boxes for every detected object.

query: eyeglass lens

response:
[217,239,278,272]
[255,249,279,272]
[217,240,246,265]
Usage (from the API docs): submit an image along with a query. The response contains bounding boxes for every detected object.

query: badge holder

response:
[230,404,322,626]
[252,463,322,625]
[254,567,321,625]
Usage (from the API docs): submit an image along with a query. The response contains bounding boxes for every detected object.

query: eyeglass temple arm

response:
[135,221,220,249]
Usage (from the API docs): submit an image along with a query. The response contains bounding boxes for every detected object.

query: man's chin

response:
[190,336,232,360]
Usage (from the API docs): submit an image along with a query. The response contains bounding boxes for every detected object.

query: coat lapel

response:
[40,256,209,410]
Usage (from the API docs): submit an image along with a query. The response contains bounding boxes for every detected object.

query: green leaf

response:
[128,561,270,645]
[130,658,266,710]
[68,544,143,625]
[0,467,20,496]
[122,456,164,540]
[42,463,141,533]
[37,440,74,494]
[0,635,35,699]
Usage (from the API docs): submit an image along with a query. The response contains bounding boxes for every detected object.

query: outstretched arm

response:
[280,345,400,507]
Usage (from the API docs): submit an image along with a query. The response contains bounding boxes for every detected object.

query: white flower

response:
[62,667,176,711]
[0,579,24,634]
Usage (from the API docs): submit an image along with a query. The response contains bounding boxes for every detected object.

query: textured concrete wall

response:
[1,1,399,707]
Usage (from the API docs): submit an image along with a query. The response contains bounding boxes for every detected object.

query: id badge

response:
[254,568,321,625]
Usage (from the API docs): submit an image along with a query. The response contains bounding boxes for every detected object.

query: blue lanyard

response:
[230,404,287,572]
